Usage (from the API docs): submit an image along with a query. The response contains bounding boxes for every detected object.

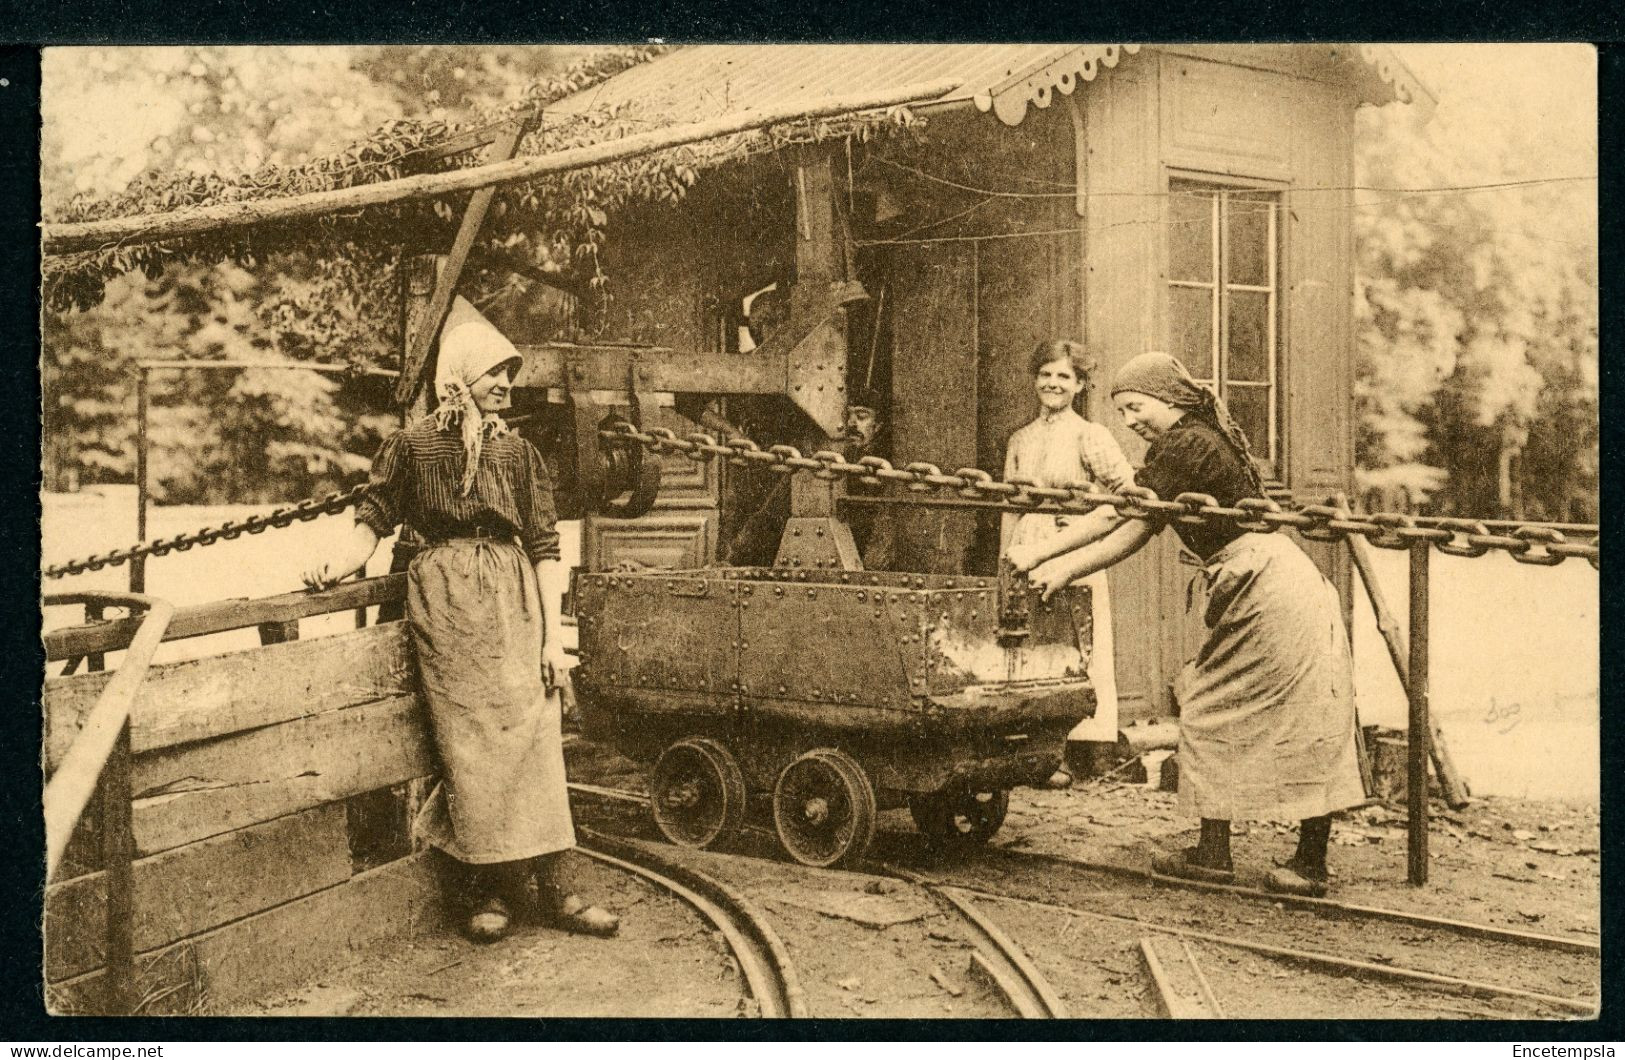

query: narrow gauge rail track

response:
[572,786,1064,1018]
[904,846,1599,1015]
[567,782,1598,1018]
[947,884,1593,1018]
[998,847,1600,955]
[576,827,807,1018]
[893,865,1068,1018]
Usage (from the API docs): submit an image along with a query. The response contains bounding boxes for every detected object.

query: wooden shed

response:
[502,44,1430,725]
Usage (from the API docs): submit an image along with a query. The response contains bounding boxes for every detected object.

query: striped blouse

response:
[354,415,562,564]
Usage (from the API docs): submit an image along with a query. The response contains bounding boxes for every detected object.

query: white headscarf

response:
[434,296,522,496]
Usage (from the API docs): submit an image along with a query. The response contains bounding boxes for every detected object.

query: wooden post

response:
[1336,495,1469,809]
[788,149,846,523]
[132,367,149,595]
[258,620,300,645]
[394,120,531,406]
[1407,541,1430,886]
[100,723,136,1014]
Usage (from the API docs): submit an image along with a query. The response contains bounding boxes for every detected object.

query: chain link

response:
[600,423,1600,569]
[43,485,370,581]
[44,427,1600,579]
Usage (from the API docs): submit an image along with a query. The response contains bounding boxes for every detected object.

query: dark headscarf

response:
[1111,352,1266,494]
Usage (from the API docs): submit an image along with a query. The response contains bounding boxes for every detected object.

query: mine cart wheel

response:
[649,738,749,850]
[772,748,878,869]
[909,786,1010,847]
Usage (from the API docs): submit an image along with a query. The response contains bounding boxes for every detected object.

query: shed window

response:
[1167,179,1282,479]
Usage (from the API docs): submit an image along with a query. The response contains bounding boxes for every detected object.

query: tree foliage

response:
[1353,47,1597,520]
[40,46,660,501]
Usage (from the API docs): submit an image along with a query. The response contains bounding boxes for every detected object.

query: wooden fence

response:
[43,583,443,1014]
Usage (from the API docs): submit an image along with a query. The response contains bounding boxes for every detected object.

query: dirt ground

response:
[1004,778,1600,940]
[246,855,747,1018]
[244,740,1598,1019]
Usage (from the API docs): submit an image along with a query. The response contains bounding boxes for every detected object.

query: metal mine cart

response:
[573,566,1095,868]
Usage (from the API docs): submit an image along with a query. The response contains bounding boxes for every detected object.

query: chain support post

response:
[1407,540,1431,886]
[100,721,136,1014]
[132,366,149,594]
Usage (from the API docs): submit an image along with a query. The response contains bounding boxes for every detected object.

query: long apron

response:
[407,539,576,864]
[1173,533,1365,821]
[1010,512,1119,742]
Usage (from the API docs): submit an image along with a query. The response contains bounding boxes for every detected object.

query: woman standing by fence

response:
[304,297,619,941]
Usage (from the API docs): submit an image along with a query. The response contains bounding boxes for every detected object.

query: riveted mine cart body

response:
[573,566,1093,865]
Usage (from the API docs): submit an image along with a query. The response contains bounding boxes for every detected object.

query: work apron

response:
[407,538,576,864]
[1009,512,1119,742]
[1173,532,1366,821]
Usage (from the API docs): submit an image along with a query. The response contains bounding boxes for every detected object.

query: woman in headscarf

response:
[1005,352,1364,896]
[303,297,619,942]
[1001,341,1135,787]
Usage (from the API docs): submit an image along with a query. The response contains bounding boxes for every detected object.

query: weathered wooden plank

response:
[889,239,978,574]
[1139,934,1225,1018]
[132,694,434,856]
[45,803,353,982]
[47,850,441,1015]
[46,937,201,1016]
[513,342,783,395]
[194,849,442,1010]
[43,574,407,662]
[44,623,415,773]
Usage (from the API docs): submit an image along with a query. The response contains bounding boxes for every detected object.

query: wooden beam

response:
[1139,935,1225,1018]
[513,342,784,395]
[45,597,173,882]
[467,243,589,298]
[43,575,407,662]
[45,623,414,772]
[46,803,352,982]
[395,119,532,405]
[787,148,851,441]
[43,79,962,257]
[131,694,432,856]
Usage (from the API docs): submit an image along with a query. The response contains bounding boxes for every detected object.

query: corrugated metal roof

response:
[545,43,1427,141]
[547,44,1080,125]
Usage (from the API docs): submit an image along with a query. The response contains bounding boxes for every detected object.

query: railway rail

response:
[576,828,806,1018]
[900,870,1068,1018]
[567,780,1599,1019]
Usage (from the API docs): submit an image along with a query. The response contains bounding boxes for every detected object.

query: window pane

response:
[1226,289,1271,382]
[1169,187,1214,283]
[1223,383,1272,465]
[1226,194,1273,288]
[1169,285,1215,371]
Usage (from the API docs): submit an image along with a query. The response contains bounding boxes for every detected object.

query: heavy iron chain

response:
[42,485,371,581]
[43,426,1601,580]
[599,423,1601,570]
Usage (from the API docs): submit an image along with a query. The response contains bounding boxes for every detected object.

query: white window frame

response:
[1166,173,1285,482]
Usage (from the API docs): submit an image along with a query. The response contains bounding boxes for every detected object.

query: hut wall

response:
[1083,49,1358,719]
[871,106,1080,573]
